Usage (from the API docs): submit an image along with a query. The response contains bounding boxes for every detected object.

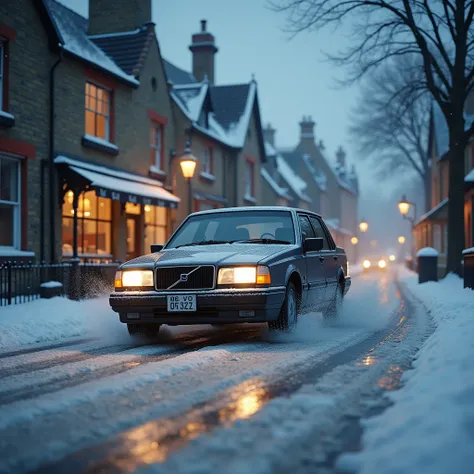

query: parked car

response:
[109,207,351,336]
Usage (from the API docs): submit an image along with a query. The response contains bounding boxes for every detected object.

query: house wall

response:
[0,0,53,262]
[339,187,358,239]
[237,111,263,206]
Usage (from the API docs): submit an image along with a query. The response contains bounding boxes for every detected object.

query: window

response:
[85,82,111,140]
[0,155,20,247]
[245,160,255,198]
[144,205,168,252]
[62,191,112,256]
[150,124,164,170]
[433,224,441,252]
[0,40,4,111]
[202,147,213,175]
[309,216,331,250]
[298,215,315,240]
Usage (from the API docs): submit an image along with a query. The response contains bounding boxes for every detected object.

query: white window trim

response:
[0,155,21,250]
[0,40,4,111]
[150,124,163,170]
[202,147,213,176]
[245,161,254,198]
[85,82,111,141]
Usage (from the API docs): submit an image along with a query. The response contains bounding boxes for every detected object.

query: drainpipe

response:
[49,46,63,263]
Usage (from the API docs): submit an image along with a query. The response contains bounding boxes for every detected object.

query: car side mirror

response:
[303,237,324,253]
[150,244,163,253]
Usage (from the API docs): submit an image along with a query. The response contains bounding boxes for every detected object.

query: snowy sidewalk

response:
[0,297,123,353]
[339,267,474,474]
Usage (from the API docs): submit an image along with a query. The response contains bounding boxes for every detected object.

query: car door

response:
[297,214,327,310]
[309,216,338,303]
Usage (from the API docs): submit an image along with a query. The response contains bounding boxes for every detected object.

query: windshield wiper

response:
[236,238,291,244]
[175,240,234,249]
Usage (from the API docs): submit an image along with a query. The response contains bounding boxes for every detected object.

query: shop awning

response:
[415,198,448,226]
[55,156,180,208]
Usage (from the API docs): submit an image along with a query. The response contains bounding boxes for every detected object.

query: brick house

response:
[413,102,474,276]
[0,0,51,263]
[36,0,181,263]
[163,20,267,225]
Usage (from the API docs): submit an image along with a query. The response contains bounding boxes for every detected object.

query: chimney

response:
[189,20,218,84]
[299,115,315,142]
[264,123,276,146]
[88,0,152,35]
[336,146,346,169]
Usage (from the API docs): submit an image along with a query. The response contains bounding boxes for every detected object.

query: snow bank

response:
[339,268,474,474]
[0,297,124,353]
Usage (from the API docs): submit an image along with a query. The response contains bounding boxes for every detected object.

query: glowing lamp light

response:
[378,259,387,268]
[398,195,411,216]
[398,236,406,244]
[144,205,151,213]
[389,254,396,262]
[351,237,359,245]
[359,220,368,233]
[363,259,371,269]
[179,143,198,179]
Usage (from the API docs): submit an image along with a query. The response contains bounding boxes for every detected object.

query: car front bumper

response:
[109,286,287,325]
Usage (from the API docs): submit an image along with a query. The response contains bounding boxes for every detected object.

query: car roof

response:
[189,206,322,219]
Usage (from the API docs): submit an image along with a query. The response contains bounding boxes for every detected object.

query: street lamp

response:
[177,141,197,215]
[398,236,406,244]
[351,236,359,245]
[359,220,368,233]
[398,194,417,224]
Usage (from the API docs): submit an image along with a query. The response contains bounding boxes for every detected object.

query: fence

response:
[0,260,120,306]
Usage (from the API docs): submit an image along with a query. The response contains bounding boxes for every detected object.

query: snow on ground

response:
[338,267,474,474]
[0,296,126,353]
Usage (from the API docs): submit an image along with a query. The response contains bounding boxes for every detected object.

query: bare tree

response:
[271,0,474,276]
[350,57,431,212]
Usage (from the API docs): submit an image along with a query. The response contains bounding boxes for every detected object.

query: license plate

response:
[167,294,197,312]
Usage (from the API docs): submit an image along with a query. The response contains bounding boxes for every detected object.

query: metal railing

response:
[0,260,120,306]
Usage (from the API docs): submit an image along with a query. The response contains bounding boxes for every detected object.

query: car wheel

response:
[127,324,161,337]
[323,282,343,320]
[268,282,299,332]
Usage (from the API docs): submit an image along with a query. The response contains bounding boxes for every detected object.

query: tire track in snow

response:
[0,326,262,406]
[31,300,409,474]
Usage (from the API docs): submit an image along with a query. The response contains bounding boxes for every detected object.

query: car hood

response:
[121,244,292,269]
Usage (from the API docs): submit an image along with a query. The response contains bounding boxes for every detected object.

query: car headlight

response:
[363,259,371,269]
[115,270,153,288]
[217,266,271,285]
[378,259,387,268]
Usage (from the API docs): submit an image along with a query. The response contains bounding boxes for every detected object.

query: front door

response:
[126,215,141,260]
[298,214,327,311]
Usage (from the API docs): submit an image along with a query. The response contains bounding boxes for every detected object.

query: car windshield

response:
[166,211,296,249]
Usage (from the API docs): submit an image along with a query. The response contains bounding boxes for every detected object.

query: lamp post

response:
[359,219,368,233]
[178,141,197,216]
[398,195,417,259]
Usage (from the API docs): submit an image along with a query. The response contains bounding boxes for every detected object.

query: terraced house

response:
[414,100,474,277]
[2,0,182,263]
[163,19,267,224]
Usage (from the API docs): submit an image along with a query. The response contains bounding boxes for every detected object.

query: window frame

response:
[309,216,335,251]
[144,205,168,249]
[61,191,113,258]
[201,146,214,176]
[84,81,112,141]
[0,155,21,249]
[244,158,255,199]
[297,214,316,240]
[150,123,164,171]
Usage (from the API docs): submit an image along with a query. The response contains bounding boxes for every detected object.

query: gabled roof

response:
[280,150,326,192]
[163,59,197,85]
[171,82,211,122]
[276,154,312,203]
[90,26,152,76]
[261,168,292,200]
[41,0,139,86]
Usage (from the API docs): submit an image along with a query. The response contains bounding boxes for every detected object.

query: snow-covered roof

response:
[465,168,474,182]
[163,59,197,85]
[261,168,292,199]
[416,198,449,226]
[302,154,327,191]
[171,82,210,122]
[265,141,278,158]
[276,155,312,203]
[43,0,139,86]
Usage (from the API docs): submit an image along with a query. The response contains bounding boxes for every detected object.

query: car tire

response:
[127,323,161,337]
[323,282,343,320]
[268,282,299,332]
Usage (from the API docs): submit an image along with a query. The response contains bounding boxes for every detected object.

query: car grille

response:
[155,266,215,291]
